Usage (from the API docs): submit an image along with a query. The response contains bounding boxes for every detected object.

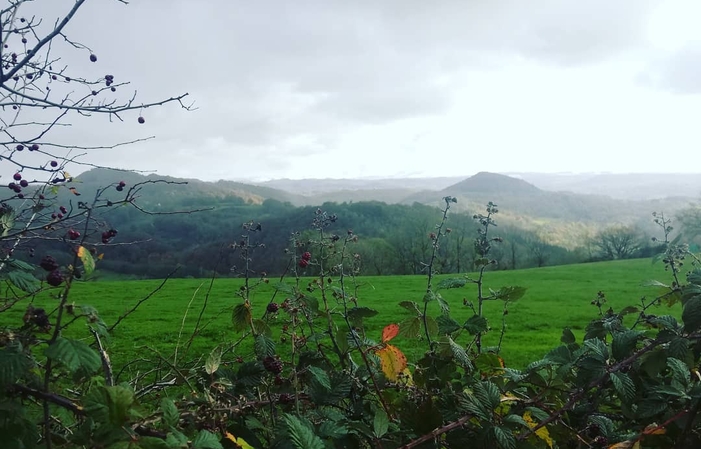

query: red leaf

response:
[382,323,399,343]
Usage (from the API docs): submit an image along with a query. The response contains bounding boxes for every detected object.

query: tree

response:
[0,2,190,446]
[593,225,642,260]
[677,204,701,244]
[526,237,550,268]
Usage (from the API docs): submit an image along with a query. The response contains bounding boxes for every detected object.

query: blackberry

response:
[263,356,283,374]
[302,251,312,261]
[278,393,294,404]
[40,255,59,272]
[266,302,279,314]
[46,269,64,287]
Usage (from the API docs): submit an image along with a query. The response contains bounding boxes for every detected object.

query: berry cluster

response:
[262,356,283,374]
[67,229,80,240]
[298,251,312,268]
[116,180,126,192]
[23,306,50,330]
[266,302,279,314]
[46,269,64,287]
[7,172,31,198]
[39,255,59,272]
[101,228,118,244]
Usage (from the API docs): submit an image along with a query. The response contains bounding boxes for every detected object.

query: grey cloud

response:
[18,0,667,180]
[640,44,701,94]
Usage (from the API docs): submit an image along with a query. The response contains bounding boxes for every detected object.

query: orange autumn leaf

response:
[375,343,407,381]
[381,323,399,343]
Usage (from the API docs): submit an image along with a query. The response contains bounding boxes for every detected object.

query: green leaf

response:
[425,315,439,336]
[423,291,436,303]
[683,295,701,332]
[347,307,378,325]
[610,372,635,402]
[373,409,389,438]
[6,271,41,294]
[437,277,467,289]
[45,337,101,374]
[235,362,265,387]
[318,420,348,440]
[6,258,35,272]
[0,343,30,387]
[307,366,331,390]
[544,345,571,365]
[475,353,505,376]
[436,314,461,335]
[398,300,421,315]
[0,208,15,237]
[399,316,422,338]
[192,430,223,449]
[493,426,516,449]
[283,414,325,449]
[688,269,701,285]
[641,348,668,377]
[160,398,179,428]
[436,294,450,313]
[447,336,473,371]
[232,303,252,333]
[611,330,643,361]
[643,279,669,288]
[491,286,527,302]
[561,328,576,344]
[253,334,275,358]
[668,337,690,363]
[205,346,222,375]
[464,315,489,335]
[275,282,295,294]
[84,385,136,427]
[636,399,668,419]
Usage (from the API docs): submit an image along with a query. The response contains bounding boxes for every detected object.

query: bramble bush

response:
[3,2,701,449]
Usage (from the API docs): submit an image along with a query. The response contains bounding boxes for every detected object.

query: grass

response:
[0,258,679,373]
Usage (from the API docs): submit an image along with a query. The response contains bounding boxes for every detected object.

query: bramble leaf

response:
[375,344,407,381]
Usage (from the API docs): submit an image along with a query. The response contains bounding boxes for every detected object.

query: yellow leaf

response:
[224,431,255,449]
[643,423,666,435]
[77,246,95,275]
[523,411,553,449]
[375,343,407,381]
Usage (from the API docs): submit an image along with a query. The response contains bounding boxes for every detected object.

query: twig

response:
[107,267,178,332]
[89,327,113,386]
[398,414,473,448]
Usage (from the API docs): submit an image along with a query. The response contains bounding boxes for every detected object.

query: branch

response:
[398,414,473,449]
[9,384,85,415]
[2,0,88,83]
[107,266,178,332]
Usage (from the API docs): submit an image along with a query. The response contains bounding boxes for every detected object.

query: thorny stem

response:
[421,196,453,349]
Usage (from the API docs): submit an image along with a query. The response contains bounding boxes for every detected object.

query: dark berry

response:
[30,143,39,151]
[39,194,45,200]
[118,181,126,187]
[59,206,67,214]
[91,90,97,96]
[40,255,59,272]
[68,229,80,240]
[116,185,123,192]
[21,38,26,44]
[15,144,23,151]
[8,182,16,190]
[110,87,116,92]
[17,193,23,199]
[108,229,118,237]
[51,75,57,80]
[278,393,294,404]
[56,213,63,219]
[50,160,58,167]
[298,259,308,268]
[65,76,70,82]
[46,269,64,287]
[89,54,97,62]
[50,213,57,219]
[138,116,145,124]
[13,173,21,181]
[273,375,283,386]
[262,356,283,374]
[302,251,312,261]
[266,302,279,314]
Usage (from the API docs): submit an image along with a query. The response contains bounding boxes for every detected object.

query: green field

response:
[0,258,678,371]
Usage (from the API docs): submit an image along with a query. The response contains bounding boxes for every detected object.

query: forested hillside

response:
[27,168,696,278]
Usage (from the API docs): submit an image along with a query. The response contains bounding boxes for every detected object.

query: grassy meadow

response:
[0,258,679,371]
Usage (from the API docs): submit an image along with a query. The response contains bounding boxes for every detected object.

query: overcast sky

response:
[18,0,701,181]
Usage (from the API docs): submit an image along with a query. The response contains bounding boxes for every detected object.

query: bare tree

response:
[594,226,642,260]
[0,0,193,254]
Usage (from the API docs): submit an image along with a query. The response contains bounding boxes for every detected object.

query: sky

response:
[7,0,701,181]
